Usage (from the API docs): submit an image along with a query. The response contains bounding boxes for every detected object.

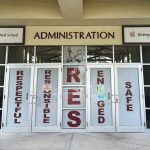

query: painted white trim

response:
[117,126,145,133]
[144,85,150,87]
[3,66,10,132]
[140,45,143,63]
[142,64,150,65]
[62,108,86,110]
[5,46,8,64]
[61,129,86,132]
[33,46,36,64]
[62,85,86,87]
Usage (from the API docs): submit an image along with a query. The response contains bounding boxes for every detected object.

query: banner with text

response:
[123,26,150,44]
[0,27,25,44]
[26,26,122,45]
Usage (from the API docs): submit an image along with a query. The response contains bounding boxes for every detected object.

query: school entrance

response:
[3,65,61,132]
[2,64,145,132]
[87,64,145,132]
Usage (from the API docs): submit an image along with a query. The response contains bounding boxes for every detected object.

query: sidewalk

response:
[0,133,150,150]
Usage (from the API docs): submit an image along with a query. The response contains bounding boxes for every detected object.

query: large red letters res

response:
[66,67,82,128]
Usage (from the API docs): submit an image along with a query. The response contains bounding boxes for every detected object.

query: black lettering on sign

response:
[33,32,115,40]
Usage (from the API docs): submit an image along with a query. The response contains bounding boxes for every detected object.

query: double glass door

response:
[3,64,145,132]
[3,65,61,132]
[88,64,145,132]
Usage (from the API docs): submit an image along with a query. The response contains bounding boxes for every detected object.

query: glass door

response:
[115,65,145,132]
[32,65,61,132]
[88,64,145,132]
[87,65,116,132]
[3,65,61,132]
[3,66,34,132]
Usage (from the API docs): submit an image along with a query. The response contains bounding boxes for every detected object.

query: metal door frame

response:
[87,64,145,132]
[2,65,34,132]
[3,64,62,132]
[87,64,116,132]
[115,64,145,132]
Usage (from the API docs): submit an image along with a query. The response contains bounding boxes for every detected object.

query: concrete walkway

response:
[0,133,150,150]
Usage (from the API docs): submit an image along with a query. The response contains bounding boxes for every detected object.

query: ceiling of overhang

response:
[0,0,150,25]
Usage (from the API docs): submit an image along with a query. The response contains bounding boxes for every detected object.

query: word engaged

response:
[97,70,105,124]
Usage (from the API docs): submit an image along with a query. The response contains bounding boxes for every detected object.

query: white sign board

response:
[0,27,25,44]
[123,26,150,43]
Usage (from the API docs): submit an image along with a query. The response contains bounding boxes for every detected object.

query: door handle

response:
[30,94,36,97]
[31,95,36,104]
[26,94,37,104]
[111,95,119,103]
[26,93,29,100]
[108,93,111,100]
[116,98,119,103]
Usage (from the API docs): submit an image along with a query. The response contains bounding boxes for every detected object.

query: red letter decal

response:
[67,68,80,83]
[68,89,80,105]
[67,111,81,127]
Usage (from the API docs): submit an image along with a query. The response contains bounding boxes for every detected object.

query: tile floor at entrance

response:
[0,133,150,150]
